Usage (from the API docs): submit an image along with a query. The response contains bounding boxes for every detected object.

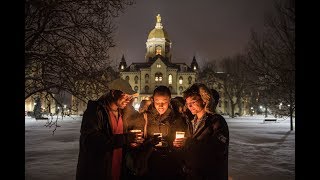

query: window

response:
[156,45,162,55]
[125,76,129,81]
[145,74,149,83]
[188,76,192,84]
[168,86,173,92]
[145,86,149,93]
[193,66,197,70]
[179,86,183,94]
[134,76,139,84]
[155,72,163,82]
[179,76,183,84]
[121,65,124,70]
[134,86,138,92]
[156,64,161,68]
[168,74,172,84]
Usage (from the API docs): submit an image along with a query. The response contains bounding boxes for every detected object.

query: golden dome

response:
[148,28,169,40]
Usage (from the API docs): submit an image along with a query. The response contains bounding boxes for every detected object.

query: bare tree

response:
[219,55,250,118]
[244,0,295,130]
[25,0,134,107]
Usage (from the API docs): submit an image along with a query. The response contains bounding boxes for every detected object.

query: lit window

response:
[193,66,196,70]
[155,72,163,82]
[168,74,172,84]
[121,65,124,69]
[179,76,183,84]
[157,64,161,68]
[156,46,162,55]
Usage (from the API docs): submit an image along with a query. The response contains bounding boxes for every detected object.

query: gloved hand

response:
[151,134,162,146]
[127,132,136,144]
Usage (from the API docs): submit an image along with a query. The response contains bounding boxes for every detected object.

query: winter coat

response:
[127,105,189,179]
[182,113,229,180]
[76,96,136,180]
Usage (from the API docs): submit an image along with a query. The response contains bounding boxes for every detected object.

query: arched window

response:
[188,76,192,84]
[179,86,183,94]
[134,86,138,92]
[179,76,183,84]
[155,45,162,55]
[125,76,129,81]
[145,86,149,93]
[145,74,149,83]
[155,72,163,82]
[134,76,139,84]
[168,74,172,84]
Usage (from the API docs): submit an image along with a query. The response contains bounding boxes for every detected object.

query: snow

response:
[25,115,295,180]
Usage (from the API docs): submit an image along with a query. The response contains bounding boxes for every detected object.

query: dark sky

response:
[110,0,275,68]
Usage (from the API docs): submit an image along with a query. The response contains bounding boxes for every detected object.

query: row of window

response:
[133,85,185,94]
[125,74,193,84]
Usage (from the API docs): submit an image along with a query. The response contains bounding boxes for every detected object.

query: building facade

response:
[119,14,198,108]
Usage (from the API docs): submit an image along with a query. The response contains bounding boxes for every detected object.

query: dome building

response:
[119,14,199,104]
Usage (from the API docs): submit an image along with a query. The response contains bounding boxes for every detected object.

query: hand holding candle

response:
[173,131,186,148]
[129,129,144,147]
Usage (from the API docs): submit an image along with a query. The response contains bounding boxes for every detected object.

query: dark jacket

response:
[128,105,188,179]
[183,113,229,180]
[76,97,133,180]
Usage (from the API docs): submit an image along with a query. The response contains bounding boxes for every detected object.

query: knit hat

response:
[107,78,138,97]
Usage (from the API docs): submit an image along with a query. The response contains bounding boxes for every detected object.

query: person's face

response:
[116,93,133,109]
[185,95,205,115]
[153,94,170,115]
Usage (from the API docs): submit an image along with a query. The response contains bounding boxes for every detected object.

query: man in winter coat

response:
[173,83,229,180]
[76,78,139,180]
[126,85,188,179]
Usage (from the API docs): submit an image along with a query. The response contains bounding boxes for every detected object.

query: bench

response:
[264,118,277,123]
[35,117,49,120]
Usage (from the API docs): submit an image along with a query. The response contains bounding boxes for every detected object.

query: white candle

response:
[130,129,141,133]
[176,131,185,139]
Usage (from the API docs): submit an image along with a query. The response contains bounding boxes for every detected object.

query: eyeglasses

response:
[185,98,201,107]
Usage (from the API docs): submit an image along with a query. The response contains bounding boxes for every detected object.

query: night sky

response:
[110,0,275,68]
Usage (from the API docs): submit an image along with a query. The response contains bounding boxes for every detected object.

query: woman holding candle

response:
[173,83,229,180]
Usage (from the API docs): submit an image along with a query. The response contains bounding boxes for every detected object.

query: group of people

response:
[76,78,229,180]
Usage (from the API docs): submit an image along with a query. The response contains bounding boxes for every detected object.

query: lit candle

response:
[176,131,185,139]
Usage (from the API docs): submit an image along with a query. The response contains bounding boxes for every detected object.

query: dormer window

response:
[156,46,162,55]
[193,66,196,70]
[121,65,124,70]
[157,64,161,68]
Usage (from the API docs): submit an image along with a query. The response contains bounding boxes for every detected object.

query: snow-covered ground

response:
[25,115,295,180]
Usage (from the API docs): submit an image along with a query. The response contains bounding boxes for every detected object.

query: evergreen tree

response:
[33,97,42,119]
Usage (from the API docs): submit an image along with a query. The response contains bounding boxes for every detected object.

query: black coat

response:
[76,98,132,180]
[183,113,229,180]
